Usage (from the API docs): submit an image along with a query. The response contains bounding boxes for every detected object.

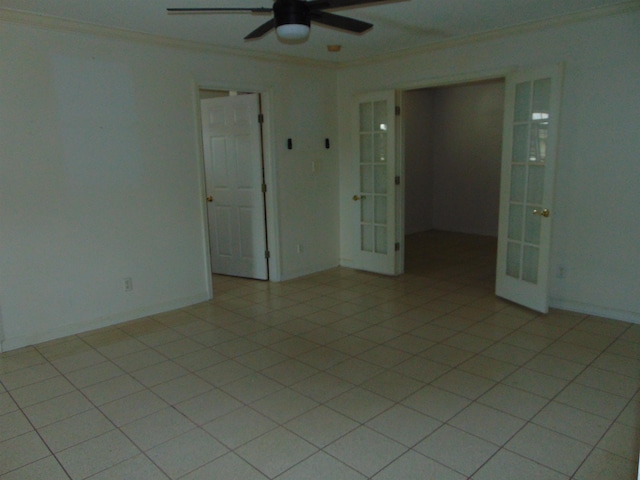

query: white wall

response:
[0,18,339,351]
[338,10,640,322]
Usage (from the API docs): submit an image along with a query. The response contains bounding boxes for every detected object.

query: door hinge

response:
[261,183,267,193]
[395,176,400,185]
[258,113,264,124]
[395,242,400,252]
[265,250,270,259]
[395,106,401,116]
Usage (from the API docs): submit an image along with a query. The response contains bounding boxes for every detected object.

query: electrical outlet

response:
[123,277,133,292]
[296,244,304,254]
[556,266,568,278]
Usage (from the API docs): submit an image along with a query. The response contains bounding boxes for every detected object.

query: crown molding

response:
[0,8,338,69]
[338,0,640,68]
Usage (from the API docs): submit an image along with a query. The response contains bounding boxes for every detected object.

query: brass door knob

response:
[206,195,213,203]
[352,195,366,201]
[533,208,550,217]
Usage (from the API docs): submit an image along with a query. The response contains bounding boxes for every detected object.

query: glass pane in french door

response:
[505,78,551,283]
[359,99,390,255]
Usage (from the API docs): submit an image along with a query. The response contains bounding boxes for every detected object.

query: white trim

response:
[0,293,210,353]
[550,298,640,325]
[341,1,640,68]
[0,8,338,69]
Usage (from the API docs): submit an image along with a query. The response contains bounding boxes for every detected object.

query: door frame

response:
[193,83,281,295]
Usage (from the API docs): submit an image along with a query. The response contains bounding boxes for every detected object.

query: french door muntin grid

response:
[359,99,389,254]
[506,78,551,284]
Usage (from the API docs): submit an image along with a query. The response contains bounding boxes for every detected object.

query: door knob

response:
[352,195,366,201]
[533,208,550,217]
[206,195,213,203]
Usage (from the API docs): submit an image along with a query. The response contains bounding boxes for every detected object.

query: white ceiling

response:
[0,0,634,63]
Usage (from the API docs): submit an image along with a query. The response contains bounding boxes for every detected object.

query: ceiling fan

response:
[167,0,397,41]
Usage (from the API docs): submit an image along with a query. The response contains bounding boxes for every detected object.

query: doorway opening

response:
[402,78,506,280]
[199,89,271,281]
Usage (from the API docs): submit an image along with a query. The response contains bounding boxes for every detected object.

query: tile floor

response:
[1,231,639,479]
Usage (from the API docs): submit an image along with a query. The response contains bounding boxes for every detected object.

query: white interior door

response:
[351,91,397,275]
[496,65,563,312]
[201,93,268,280]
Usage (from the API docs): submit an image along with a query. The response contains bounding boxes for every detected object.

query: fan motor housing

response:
[273,0,311,27]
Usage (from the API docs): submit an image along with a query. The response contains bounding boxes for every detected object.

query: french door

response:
[495,65,564,312]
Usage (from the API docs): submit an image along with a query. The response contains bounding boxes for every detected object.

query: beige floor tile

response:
[0,392,18,415]
[65,361,124,389]
[251,388,318,424]
[82,374,145,406]
[0,410,33,443]
[110,348,167,373]
[324,426,407,477]
[505,423,592,475]
[261,359,319,386]
[532,401,612,445]
[175,388,242,425]
[402,385,471,422]
[372,450,465,480]
[472,449,569,480]
[573,448,637,480]
[431,369,496,400]
[326,387,394,423]
[290,372,354,403]
[87,454,170,480]
[503,367,569,398]
[219,372,283,404]
[366,404,441,447]
[420,343,475,367]
[56,429,140,479]
[361,370,424,402]
[151,374,213,405]
[457,355,518,381]
[0,362,59,390]
[23,391,93,428]
[121,407,196,450]
[0,456,70,480]
[203,407,277,449]
[235,427,317,478]
[415,425,499,476]
[147,428,228,479]
[286,405,358,447]
[100,390,168,427]
[477,384,548,420]
[181,452,267,480]
[596,422,640,461]
[195,359,253,387]
[555,383,628,420]
[276,451,366,480]
[327,358,384,384]
[39,408,114,452]
[449,403,526,445]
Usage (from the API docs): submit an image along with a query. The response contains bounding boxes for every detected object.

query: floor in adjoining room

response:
[1,231,639,479]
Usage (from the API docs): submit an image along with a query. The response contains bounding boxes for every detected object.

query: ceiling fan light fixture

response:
[276,23,310,40]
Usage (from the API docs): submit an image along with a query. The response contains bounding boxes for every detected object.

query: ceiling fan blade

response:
[167,7,271,14]
[311,11,372,33]
[307,0,393,10]
[244,18,277,39]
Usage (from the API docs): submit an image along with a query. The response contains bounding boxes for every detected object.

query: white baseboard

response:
[0,292,211,353]
[550,298,640,325]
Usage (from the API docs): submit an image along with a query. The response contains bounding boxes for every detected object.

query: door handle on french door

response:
[533,208,550,217]
[206,195,213,202]
[353,195,366,201]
